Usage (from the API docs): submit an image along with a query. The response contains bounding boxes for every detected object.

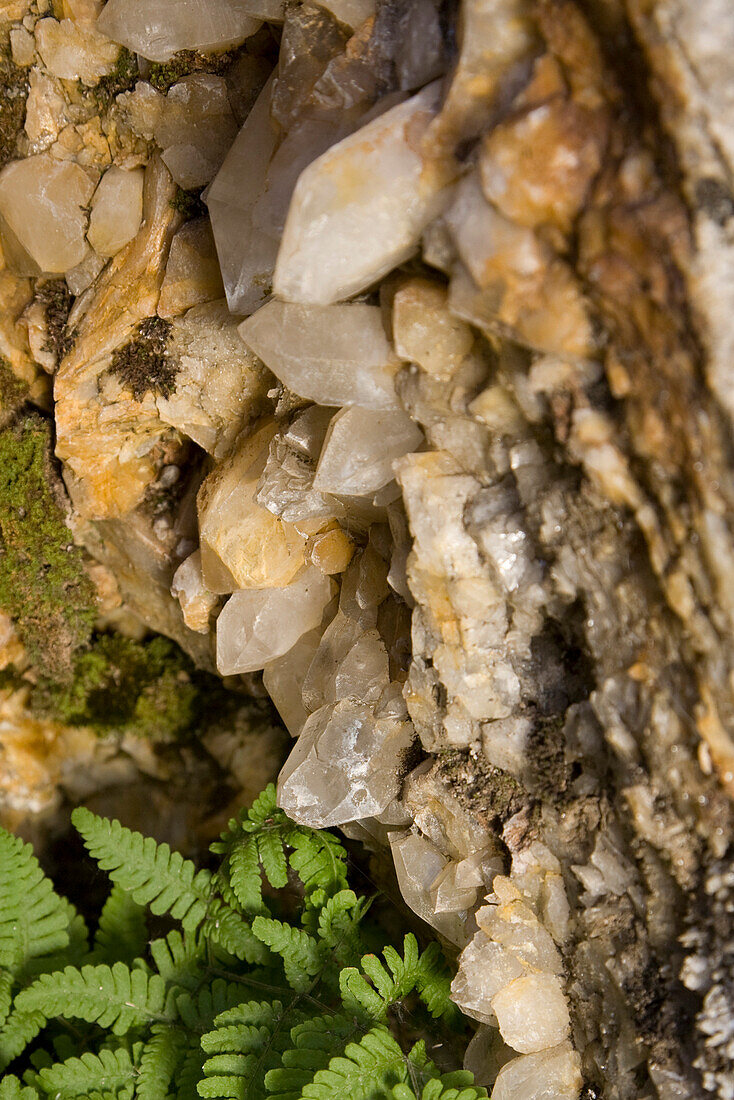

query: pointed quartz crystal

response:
[313,406,423,496]
[239,301,403,409]
[277,693,414,828]
[205,75,279,315]
[273,81,458,304]
[217,567,334,675]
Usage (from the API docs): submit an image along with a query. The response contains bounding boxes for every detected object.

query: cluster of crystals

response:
[0,0,658,1094]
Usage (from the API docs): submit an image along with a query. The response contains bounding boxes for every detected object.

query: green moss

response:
[148,48,236,92]
[0,356,28,422]
[0,55,28,168]
[91,47,139,110]
[170,185,207,220]
[0,416,95,680]
[109,316,176,400]
[35,279,73,362]
[31,632,226,739]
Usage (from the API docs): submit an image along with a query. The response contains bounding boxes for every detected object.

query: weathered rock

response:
[157,300,270,458]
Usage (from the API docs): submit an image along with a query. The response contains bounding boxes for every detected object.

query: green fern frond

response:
[199,999,302,1100]
[137,1024,188,1100]
[33,1046,139,1098]
[14,962,168,1034]
[227,837,264,914]
[299,1024,408,1098]
[264,1013,358,1100]
[175,979,249,1033]
[0,967,13,1027]
[0,1005,46,1070]
[257,831,289,892]
[210,786,283,858]
[72,809,213,932]
[392,1076,489,1100]
[316,891,368,968]
[287,828,348,908]
[251,918,322,994]
[411,942,460,1022]
[339,936,457,1023]
[173,1037,206,1100]
[149,929,206,993]
[202,902,271,966]
[0,1075,39,1099]
[0,829,70,976]
[92,885,148,965]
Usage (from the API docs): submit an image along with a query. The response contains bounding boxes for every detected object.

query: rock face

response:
[0,0,733,1097]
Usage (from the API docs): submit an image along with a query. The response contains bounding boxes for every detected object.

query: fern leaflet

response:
[0,1005,46,1070]
[33,1046,139,1098]
[340,936,457,1023]
[392,1078,489,1100]
[199,999,304,1100]
[264,1013,358,1100]
[137,1024,188,1100]
[92,884,148,965]
[72,808,213,932]
[0,1076,39,1099]
[299,1025,409,1098]
[15,962,169,1034]
[0,829,70,976]
[251,918,322,994]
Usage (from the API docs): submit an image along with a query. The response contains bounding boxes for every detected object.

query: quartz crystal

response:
[239,301,403,410]
[157,75,238,189]
[273,82,458,304]
[389,829,468,946]
[313,407,423,496]
[206,76,279,316]
[7,0,734,1094]
[263,626,325,737]
[277,695,414,827]
[158,218,225,320]
[198,421,309,592]
[490,1043,583,1100]
[171,550,219,634]
[87,167,144,258]
[491,973,570,1054]
[96,0,261,62]
[216,566,333,675]
[0,155,95,273]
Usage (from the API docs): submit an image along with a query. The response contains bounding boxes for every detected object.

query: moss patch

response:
[0,356,28,424]
[0,416,95,680]
[148,48,236,92]
[0,55,28,169]
[170,185,207,221]
[30,632,224,738]
[110,316,176,400]
[91,47,139,110]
